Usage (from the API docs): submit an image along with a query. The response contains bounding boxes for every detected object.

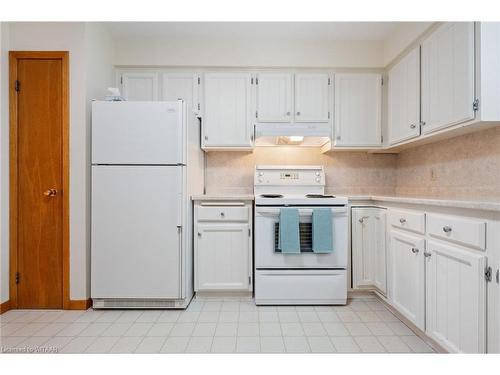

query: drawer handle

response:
[399,218,406,224]
[197,232,201,237]
[220,212,225,217]
[411,247,419,254]
[443,226,452,233]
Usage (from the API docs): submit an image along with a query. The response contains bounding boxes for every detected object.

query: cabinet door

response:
[426,240,486,353]
[256,73,292,122]
[352,209,375,288]
[162,73,200,115]
[334,73,382,147]
[203,73,254,148]
[390,230,425,329]
[121,72,159,101]
[373,210,387,294]
[196,223,250,291]
[352,208,387,294]
[388,46,421,145]
[421,22,475,134]
[295,73,330,122]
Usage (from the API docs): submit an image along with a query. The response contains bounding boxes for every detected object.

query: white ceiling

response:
[104,22,403,42]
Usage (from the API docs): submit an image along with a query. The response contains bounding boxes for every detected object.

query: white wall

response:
[114,36,385,68]
[0,23,10,304]
[0,22,114,303]
[383,22,434,66]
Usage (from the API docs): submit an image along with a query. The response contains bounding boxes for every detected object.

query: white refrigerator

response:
[91,100,204,308]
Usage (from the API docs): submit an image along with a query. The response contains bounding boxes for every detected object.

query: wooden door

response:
[10,51,69,309]
[203,73,254,149]
[426,240,486,353]
[195,223,250,291]
[256,73,293,123]
[421,22,475,134]
[334,73,382,147]
[294,73,330,122]
[388,46,421,145]
[390,230,425,330]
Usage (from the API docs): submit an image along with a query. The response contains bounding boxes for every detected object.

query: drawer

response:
[196,205,249,222]
[255,269,347,305]
[427,213,486,250]
[388,209,425,234]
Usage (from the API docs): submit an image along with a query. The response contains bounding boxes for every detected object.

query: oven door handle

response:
[256,207,347,216]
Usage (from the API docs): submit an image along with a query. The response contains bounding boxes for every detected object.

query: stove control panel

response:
[254,166,325,187]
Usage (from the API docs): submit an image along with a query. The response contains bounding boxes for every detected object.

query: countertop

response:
[191,194,254,201]
[192,193,499,212]
[348,195,500,212]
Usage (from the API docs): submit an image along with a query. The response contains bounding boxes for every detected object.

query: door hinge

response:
[251,77,254,85]
[248,228,251,237]
[473,98,479,112]
[328,111,330,119]
[197,76,201,85]
[255,77,259,85]
[15,80,20,92]
[255,111,258,119]
[15,272,20,284]
[496,269,499,284]
[381,77,384,86]
[120,76,123,85]
[328,77,331,85]
[248,276,251,285]
[485,266,492,282]
[381,135,384,143]
[197,103,200,111]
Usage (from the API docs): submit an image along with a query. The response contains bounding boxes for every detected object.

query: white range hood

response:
[254,123,332,147]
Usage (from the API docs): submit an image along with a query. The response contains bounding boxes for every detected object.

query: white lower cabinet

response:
[194,201,253,292]
[352,207,387,294]
[389,230,426,330]
[426,240,487,353]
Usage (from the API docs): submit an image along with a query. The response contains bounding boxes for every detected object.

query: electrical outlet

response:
[430,168,437,181]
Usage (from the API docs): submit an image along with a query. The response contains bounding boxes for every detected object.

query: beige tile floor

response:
[0,296,435,353]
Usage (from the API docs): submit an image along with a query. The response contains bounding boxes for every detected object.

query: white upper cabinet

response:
[256,73,293,122]
[390,230,426,330]
[388,46,421,145]
[421,22,475,134]
[426,240,486,353]
[203,73,254,149]
[162,73,200,115]
[121,72,159,101]
[334,73,382,147]
[294,73,330,122]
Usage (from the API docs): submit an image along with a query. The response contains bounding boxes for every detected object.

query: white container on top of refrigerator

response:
[91,100,204,308]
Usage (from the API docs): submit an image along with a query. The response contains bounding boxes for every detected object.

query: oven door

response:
[255,206,348,269]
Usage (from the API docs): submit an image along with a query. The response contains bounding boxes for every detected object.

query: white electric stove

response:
[254,165,348,305]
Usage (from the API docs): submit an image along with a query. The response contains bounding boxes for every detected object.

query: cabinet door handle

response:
[399,218,406,224]
[443,226,452,233]
[410,124,416,129]
[286,111,291,116]
[424,251,432,258]
[204,135,208,141]
[220,212,225,217]
[420,121,426,127]
[411,247,419,254]
[197,232,201,237]
[358,216,369,224]
[296,111,301,116]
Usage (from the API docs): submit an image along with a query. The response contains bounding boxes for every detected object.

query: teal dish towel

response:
[278,208,301,254]
[312,208,333,253]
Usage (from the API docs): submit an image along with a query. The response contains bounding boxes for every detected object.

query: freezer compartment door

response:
[92,101,184,165]
[91,165,183,299]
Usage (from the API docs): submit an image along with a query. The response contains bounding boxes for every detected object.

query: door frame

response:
[9,51,70,309]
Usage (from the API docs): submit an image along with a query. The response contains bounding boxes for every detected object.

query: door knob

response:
[43,188,57,197]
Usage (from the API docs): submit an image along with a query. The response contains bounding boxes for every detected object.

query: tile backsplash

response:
[395,126,500,201]
[206,126,500,202]
[206,147,397,196]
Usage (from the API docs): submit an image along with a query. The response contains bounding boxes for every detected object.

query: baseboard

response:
[0,300,11,314]
[66,298,92,310]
